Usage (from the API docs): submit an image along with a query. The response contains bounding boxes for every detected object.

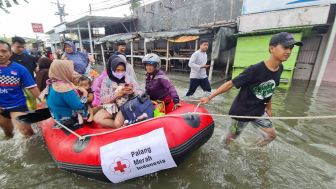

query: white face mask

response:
[112,71,125,79]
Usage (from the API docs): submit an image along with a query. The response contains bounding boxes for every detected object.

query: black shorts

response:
[0,105,28,119]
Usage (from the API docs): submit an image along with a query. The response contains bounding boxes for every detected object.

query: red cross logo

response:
[110,157,131,175]
[114,161,127,173]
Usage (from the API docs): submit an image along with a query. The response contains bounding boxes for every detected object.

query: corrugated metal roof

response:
[66,15,137,28]
[95,32,139,44]
[95,28,212,44]
[235,26,315,36]
[138,29,211,39]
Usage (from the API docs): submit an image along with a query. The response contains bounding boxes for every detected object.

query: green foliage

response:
[0,37,11,43]
[130,0,141,14]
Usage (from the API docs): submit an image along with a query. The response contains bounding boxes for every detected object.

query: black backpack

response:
[120,94,155,124]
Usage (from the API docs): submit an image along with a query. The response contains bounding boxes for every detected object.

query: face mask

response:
[112,71,125,80]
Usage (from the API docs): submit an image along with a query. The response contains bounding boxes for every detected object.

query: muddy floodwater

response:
[1,70,335,189]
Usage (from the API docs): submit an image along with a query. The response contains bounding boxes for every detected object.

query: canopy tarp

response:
[95,33,139,44]
[168,36,199,43]
[139,29,211,40]
[211,27,236,60]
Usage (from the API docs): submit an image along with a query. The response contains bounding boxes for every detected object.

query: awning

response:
[95,33,139,44]
[139,29,211,40]
[66,15,137,28]
[168,36,199,43]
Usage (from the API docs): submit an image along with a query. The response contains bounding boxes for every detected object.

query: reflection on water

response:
[1,71,336,189]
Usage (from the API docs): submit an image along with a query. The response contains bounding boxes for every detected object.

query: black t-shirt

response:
[229,61,283,122]
[10,53,37,78]
[113,51,126,57]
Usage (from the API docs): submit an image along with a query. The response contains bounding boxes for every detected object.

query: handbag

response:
[120,94,155,124]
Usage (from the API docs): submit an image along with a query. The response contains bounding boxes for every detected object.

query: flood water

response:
[1,69,336,189]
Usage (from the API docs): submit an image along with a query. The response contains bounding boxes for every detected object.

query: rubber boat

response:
[39,102,214,182]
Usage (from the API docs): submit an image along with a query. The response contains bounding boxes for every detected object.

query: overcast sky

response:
[0,0,146,38]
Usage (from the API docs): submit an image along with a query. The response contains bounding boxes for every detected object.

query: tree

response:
[129,0,141,32]
[129,0,141,15]
[0,0,29,14]
[0,36,12,43]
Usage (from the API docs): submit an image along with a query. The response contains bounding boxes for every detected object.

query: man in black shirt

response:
[10,37,38,110]
[10,36,37,78]
[113,41,127,57]
[200,32,303,147]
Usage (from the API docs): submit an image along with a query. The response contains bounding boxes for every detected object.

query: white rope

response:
[191,112,336,120]
[81,113,186,139]
[51,102,336,139]
[180,99,200,102]
[80,112,336,139]
[193,102,201,113]
[81,102,199,139]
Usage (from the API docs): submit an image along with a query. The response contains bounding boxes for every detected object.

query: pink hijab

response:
[92,70,107,106]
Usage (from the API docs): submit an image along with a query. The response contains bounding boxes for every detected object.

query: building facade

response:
[134,0,243,32]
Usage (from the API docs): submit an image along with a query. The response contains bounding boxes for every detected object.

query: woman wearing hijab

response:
[62,41,93,75]
[92,55,139,107]
[45,60,88,127]
[93,55,140,128]
[36,57,52,91]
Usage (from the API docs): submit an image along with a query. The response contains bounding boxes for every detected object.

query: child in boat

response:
[77,76,94,122]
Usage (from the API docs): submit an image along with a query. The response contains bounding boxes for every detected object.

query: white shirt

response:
[188,50,208,79]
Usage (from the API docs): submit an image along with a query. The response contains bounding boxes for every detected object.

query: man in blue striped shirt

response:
[0,40,40,138]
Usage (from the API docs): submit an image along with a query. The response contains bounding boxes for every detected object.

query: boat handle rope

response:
[79,103,204,139]
[52,102,336,140]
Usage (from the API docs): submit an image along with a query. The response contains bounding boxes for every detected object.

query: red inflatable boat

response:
[40,102,214,182]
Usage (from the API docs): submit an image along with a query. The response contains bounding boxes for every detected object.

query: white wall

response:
[242,0,336,14]
[239,5,330,33]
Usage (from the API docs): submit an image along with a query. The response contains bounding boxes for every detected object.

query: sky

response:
[0,0,151,38]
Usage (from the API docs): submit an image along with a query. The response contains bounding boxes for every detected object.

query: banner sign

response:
[100,128,177,183]
[31,23,44,33]
[239,5,330,32]
[242,0,336,14]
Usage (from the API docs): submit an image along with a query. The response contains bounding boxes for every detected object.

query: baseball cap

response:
[269,32,303,47]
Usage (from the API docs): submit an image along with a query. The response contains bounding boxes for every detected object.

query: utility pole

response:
[89,3,92,15]
[213,0,216,24]
[0,0,29,13]
[52,0,68,23]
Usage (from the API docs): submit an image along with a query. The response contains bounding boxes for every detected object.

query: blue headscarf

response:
[63,41,88,74]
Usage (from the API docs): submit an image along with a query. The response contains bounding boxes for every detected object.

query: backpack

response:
[120,94,155,124]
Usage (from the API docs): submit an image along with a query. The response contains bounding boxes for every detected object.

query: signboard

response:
[239,5,330,32]
[100,128,177,183]
[49,33,61,44]
[242,0,336,14]
[54,23,66,34]
[31,23,44,33]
